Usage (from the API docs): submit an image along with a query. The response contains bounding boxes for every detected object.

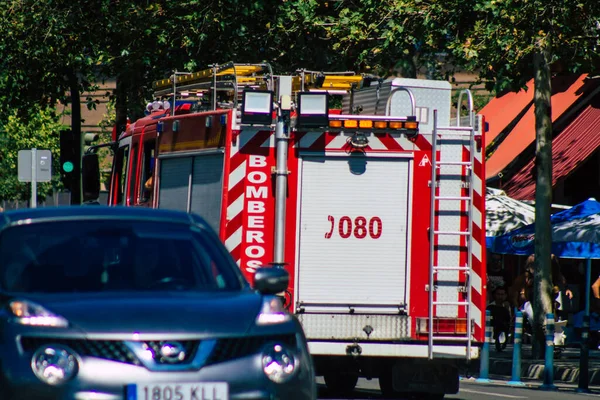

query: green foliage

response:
[272,0,459,77]
[443,0,600,91]
[0,0,101,112]
[0,107,66,202]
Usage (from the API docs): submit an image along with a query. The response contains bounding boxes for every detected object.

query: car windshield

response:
[0,219,244,293]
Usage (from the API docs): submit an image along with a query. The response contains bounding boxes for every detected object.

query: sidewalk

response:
[463,344,600,386]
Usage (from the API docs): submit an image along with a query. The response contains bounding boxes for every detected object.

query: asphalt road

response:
[317,377,600,399]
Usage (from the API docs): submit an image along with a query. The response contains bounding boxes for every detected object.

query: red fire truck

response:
[83,62,487,398]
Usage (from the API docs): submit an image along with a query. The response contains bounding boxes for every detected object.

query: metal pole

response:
[577,258,592,393]
[31,148,37,209]
[172,69,176,117]
[540,313,557,390]
[212,64,217,111]
[273,108,288,267]
[476,310,491,383]
[508,311,526,386]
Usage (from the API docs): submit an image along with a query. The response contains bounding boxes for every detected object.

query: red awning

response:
[481,79,534,147]
[503,100,600,201]
[485,74,589,181]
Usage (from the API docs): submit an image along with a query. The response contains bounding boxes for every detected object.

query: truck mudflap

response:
[384,359,459,396]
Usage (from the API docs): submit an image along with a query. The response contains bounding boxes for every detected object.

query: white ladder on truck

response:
[427,90,476,361]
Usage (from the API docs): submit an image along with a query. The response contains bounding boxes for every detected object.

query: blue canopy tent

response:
[490,198,600,257]
[490,198,600,391]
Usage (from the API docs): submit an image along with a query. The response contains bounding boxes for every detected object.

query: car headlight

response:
[9,299,69,328]
[262,343,297,383]
[256,296,292,326]
[31,345,78,385]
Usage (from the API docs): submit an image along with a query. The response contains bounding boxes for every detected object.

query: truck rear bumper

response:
[308,341,479,359]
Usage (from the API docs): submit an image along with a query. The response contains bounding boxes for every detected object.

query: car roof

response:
[0,206,205,229]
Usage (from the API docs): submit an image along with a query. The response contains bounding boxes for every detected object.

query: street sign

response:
[18,149,52,182]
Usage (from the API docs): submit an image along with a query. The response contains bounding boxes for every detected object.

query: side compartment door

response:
[296,153,413,310]
[157,151,224,233]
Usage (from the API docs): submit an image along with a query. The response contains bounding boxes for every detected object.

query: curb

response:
[487,358,600,385]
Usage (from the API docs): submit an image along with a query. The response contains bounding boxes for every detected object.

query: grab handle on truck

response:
[385,87,417,118]
[456,89,474,127]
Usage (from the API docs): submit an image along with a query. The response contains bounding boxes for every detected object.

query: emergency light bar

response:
[241,89,274,125]
[327,115,419,136]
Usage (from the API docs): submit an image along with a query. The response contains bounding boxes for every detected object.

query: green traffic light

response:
[62,161,74,173]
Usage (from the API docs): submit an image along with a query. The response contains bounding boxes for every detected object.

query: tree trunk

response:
[115,75,129,139]
[68,70,81,205]
[532,43,554,360]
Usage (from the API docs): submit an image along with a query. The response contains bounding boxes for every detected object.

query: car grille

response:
[20,337,197,366]
[20,334,296,367]
[144,340,199,364]
[20,337,141,365]
[205,334,297,365]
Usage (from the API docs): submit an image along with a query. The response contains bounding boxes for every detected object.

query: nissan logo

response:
[159,342,186,363]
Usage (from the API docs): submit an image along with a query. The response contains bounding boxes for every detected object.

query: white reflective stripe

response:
[225,226,243,252]
[297,132,322,148]
[470,267,482,295]
[472,207,482,231]
[226,193,244,221]
[471,304,482,328]
[228,162,246,189]
[324,134,348,149]
[364,134,386,150]
[238,128,263,149]
[472,172,483,196]
[230,141,239,157]
[260,134,274,148]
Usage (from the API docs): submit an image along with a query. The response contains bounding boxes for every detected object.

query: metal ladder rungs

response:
[437,126,475,132]
[433,301,470,306]
[433,230,471,236]
[434,196,471,201]
[433,266,470,272]
[435,161,472,166]
[428,105,477,362]
[431,336,472,342]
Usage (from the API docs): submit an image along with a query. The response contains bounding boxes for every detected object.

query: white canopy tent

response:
[486,187,535,246]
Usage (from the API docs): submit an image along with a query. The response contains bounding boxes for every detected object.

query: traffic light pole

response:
[60,129,81,205]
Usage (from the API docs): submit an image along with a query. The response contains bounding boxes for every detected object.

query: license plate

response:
[126,383,228,400]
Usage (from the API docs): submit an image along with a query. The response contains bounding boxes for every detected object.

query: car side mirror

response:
[82,153,100,202]
[253,267,289,295]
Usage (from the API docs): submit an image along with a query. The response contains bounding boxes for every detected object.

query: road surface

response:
[317,377,600,399]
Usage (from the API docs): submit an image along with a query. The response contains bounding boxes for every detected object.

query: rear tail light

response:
[416,318,471,335]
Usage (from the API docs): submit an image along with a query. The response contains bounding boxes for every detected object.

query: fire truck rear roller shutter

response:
[190,153,225,234]
[158,157,193,212]
[296,154,412,310]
